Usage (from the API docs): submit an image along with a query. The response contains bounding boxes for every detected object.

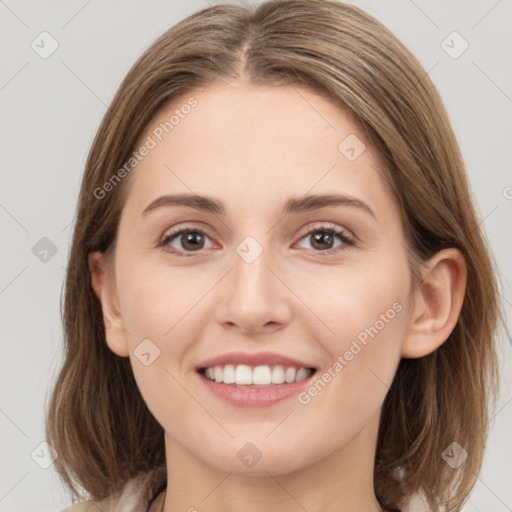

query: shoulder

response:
[59,471,160,512]
[60,498,118,512]
[60,502,98,512]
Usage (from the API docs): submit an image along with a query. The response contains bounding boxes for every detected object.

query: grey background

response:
[1,0,511,511]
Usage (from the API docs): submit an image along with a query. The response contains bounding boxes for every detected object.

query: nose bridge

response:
[232,234,275,303]
[215,233,291,332]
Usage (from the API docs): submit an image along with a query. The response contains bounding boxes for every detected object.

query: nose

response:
[214,242,292,335]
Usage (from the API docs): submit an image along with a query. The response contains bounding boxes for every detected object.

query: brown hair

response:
[45,1,502,510]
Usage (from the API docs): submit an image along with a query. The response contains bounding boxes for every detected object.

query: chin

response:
[196,436,328,478]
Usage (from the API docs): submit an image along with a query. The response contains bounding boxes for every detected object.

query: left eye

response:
[295,227,354,254]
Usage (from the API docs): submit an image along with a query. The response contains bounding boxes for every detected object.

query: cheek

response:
[116,258,215,344]
[298,258,409,411]
[115,253,237,400]
[298,254,409,348]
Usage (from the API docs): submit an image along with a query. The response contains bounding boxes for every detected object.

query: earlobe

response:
[88,251,130,358]
[401,248,467,359]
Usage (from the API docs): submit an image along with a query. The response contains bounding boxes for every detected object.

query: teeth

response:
[253,365,272,385]
[295,368,310,382]
[284,367,296,383]
[271,365,285,384]
[202,364,313,386]
[223,364,235,384]
[235,364,252,385]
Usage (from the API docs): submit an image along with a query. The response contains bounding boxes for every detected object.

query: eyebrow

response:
[142,193,376,219]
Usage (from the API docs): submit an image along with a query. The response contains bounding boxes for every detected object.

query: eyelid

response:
[295,221,354,243]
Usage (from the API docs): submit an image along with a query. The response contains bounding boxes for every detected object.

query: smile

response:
[199,364,315,387]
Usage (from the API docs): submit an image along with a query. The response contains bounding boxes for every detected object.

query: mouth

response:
[197,364,317,387]
[195,358,318,407]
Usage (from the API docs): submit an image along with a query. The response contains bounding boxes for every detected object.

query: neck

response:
[160,410,384,512]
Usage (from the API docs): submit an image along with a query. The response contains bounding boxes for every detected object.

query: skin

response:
[89,80,467,512]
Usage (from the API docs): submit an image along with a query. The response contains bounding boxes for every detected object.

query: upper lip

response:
[195,351,316,370]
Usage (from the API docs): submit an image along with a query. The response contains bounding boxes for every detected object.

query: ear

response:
[88,251,130,357]
[401,248,467,358]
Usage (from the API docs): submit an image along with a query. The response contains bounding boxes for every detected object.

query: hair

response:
[45,1,503,511]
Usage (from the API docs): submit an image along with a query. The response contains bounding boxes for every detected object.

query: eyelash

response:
[158,223,355,258]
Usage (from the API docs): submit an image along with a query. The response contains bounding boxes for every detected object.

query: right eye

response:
[160,228,216,257]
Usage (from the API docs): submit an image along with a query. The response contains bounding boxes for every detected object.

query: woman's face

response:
[101,81,416,476]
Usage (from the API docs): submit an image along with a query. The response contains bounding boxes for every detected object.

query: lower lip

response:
[198,371,316,408]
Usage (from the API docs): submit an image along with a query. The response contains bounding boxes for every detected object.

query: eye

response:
[160,228,215,257]
[295,224,355,255]
[159,223,355,257]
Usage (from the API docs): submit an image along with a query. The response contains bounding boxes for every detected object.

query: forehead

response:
[122,81,395,220]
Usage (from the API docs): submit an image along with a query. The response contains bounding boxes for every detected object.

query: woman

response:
[46,1,502,511]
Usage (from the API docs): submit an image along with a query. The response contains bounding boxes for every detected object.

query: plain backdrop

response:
[1,1,511,511]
